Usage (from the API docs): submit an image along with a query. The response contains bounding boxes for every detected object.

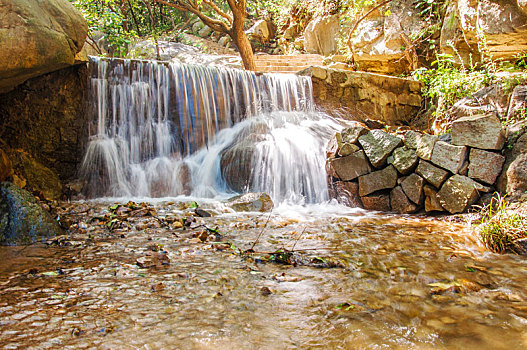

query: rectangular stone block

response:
[468,148,505,185]
[451,114,506,150]
[391,186,418,214]
[401,173,425,205]
[361,193,390,211]
[416,160,449,188]
[358,165,398,196]
[430,141,468,174]
[326,150,371,181]
[415,133,438,161]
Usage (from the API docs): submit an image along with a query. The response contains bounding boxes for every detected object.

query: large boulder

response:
[246,20,273,43]
[0,182,62,245]
[442,0,527,66]
[220,141,256,193]
[0,0,88,93]
[348,0,426,75]
[304,15,339,56]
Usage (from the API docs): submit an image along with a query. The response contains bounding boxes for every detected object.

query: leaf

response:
[190,201,199,209]
[109,204,120,211]
[42,271,58,276]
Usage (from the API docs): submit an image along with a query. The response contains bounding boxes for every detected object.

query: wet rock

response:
[326,151,371,181]
[358,165,397,197]
[391,186,417,214]
[326,133,360,158]
[220,141,256,193]
[338,143,361,157]
[361,193,391,211]
[401,173,424,205]
[424,185,444,212]
[416,160,450,188]
[451,114,506,150]
[468,149,505,185]
[415,133,438,161]
[7,145,63,201]
[358,130,403,168]
[332,181,362,208]
[0,182,62,245]
[390,147,418,175]
[437,175,482,214]
[0,149,13,182]
[194,208,212,218]
[341,123,368,144]
[430,141,468,174]
[226,192,274,212]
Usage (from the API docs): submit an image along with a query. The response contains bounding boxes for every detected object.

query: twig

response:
[290,226,307,252]
[249,212,272,251]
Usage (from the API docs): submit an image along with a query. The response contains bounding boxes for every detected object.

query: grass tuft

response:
[476,194,527,254]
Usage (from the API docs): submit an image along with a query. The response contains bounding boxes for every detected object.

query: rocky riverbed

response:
[1,199,526,349]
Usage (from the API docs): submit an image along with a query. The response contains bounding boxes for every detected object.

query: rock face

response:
[304,15,339,56]
[220,142,256,193]
[451,114,506,150]
[226,192,274,212]
[0,150,13,182]
[0,0,88,93]
[0,182,62,245]
[348,0,425,75]
[298,67,423,126]
[0,65,89,185]
[441,0,527,67]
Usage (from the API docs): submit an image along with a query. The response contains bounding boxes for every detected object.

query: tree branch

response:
[203,0,233,24]
[346,0,394,53]
[153,0,230,33]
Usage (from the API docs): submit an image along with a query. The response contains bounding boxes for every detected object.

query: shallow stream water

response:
[1,200,526,349]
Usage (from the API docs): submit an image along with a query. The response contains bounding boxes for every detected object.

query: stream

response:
[1,199,526,349]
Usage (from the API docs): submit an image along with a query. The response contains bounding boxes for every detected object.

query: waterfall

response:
[81,57,340,203]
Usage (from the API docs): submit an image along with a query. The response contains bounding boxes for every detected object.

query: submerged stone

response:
[0,182,62,245]
[226,192,274,212]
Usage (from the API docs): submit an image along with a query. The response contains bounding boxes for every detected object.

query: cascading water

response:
[81,56,340,203]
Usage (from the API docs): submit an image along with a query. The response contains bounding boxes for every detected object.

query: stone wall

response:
[327,114,507,214]
[0,64,89,199]
[298,66,424,126]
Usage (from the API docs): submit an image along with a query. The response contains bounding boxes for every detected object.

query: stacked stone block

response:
[326,114,506,214]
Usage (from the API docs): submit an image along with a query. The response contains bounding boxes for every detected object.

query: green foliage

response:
[70,0,187,57]
[475,194,527,254]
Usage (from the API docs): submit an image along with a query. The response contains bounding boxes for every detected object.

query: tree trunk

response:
[231,19,255,71]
